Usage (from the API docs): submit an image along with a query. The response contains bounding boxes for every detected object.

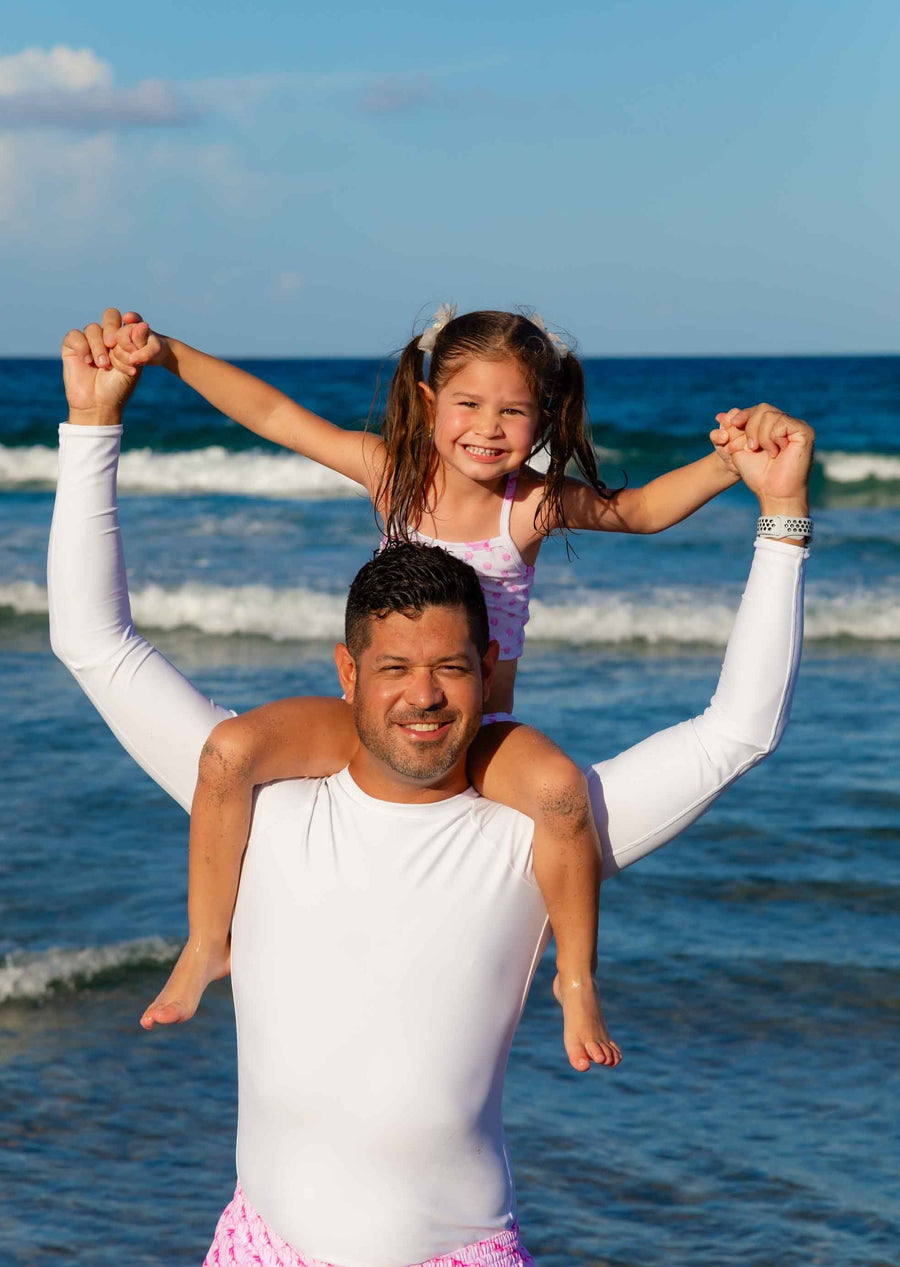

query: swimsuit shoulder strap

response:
[499,469,518,537]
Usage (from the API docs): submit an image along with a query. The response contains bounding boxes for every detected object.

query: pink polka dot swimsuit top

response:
[407,470,535,661]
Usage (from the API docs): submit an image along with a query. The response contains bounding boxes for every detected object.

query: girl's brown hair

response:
[375,309,612,543]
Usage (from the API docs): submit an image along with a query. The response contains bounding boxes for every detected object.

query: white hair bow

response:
[417,302,458,353]
[528,311,570,361]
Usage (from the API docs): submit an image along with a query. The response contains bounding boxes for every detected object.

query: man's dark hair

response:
[344,542,490,659]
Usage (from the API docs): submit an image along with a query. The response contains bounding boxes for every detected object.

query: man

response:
[50,312,813,1267]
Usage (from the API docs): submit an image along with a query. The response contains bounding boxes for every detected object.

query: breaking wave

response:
[0,937,180,1004]
[0,443,361,498]
[4,443,900,498]
[3,580,898,644]
[818,450,900,485]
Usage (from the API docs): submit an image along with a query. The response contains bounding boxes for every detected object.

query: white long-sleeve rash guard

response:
[48,424,806,1267]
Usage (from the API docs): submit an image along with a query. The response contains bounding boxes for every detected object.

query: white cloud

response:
[0,45,112,95]
[0,46,197,128]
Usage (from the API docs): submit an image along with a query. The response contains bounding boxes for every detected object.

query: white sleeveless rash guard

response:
[48,424,807,1267]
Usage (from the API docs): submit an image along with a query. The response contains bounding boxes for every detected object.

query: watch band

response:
[756,515,813,542]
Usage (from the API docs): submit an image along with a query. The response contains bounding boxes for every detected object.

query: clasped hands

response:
[61,307,168,424]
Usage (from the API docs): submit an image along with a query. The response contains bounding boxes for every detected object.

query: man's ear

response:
[481,640,500,703]
[335,643,357,703]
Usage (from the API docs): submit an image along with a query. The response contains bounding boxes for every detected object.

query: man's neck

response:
[346,750,471,804]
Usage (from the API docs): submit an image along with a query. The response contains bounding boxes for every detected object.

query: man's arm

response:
[49,315,232,811]
[587,406,813,876]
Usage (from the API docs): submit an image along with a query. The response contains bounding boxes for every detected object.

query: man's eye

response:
[441,665,468,674]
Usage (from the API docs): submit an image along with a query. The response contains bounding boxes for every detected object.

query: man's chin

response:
[355,711,479,783]
[382,739,464,781]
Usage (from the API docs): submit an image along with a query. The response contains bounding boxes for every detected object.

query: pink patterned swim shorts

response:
[203,1185,535,1267]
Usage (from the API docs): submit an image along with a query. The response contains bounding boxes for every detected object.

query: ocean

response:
[1,355,898,1266]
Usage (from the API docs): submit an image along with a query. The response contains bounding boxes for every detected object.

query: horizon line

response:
[4,349,900,362]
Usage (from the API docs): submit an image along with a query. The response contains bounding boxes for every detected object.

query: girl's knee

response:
[540,760,595,821]
[475,725,593,827]
[534,755,592,823]
[198,715,260,784]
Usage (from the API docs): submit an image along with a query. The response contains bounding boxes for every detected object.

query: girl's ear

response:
[417,381,436,422]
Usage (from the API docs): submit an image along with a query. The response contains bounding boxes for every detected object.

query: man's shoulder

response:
[465,794,537,886]
[251,772,534,846]
[251,773,330,819]
[467,793,533,834]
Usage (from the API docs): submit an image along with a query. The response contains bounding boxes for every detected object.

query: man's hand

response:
[62,308,144,425]
[710,404,814,518]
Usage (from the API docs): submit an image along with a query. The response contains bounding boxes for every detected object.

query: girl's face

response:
[421,357,540,483]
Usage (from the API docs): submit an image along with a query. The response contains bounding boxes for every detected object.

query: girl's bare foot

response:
[140,940,231,1030]
[553,972,622,1072]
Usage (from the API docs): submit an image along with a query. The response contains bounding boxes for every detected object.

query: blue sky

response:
[2,0,897,355]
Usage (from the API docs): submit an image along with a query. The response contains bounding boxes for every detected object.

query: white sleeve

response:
[587,537,806,876]
[48,424,233,813]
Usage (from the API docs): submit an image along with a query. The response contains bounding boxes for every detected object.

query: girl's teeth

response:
[465,446,501,456]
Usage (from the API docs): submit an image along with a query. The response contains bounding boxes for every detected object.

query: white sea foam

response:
[0,936,179,1004]
[0,443,362,498]
[530,591,900,643]
[527,595,741,644]
[5,441,899,494]
[4,579,898,643]
[818,450,900,484]
[128,582,347,639]
[0,579,46,615]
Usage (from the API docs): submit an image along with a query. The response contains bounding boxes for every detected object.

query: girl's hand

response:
[709,406,747,477]
[108,321,172,376]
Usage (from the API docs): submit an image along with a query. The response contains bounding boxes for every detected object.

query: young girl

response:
[109,306,740,1071]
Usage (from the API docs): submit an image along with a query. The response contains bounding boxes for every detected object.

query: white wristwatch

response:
[756,515,813,542]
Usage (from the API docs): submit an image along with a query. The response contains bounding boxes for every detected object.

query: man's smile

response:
[394,716,455,740]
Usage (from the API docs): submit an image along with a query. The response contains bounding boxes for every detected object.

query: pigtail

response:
[375,336,441,542]
[533,350,617,539]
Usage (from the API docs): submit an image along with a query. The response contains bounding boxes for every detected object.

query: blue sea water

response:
[1,355,899,1266]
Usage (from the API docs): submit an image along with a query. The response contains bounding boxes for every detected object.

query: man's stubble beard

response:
[352,700,483,781]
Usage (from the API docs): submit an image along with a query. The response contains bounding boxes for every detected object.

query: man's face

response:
[336,604,496,793]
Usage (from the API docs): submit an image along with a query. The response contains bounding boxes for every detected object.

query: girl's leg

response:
[467,723,621,1072]
[141,697,358,1028]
